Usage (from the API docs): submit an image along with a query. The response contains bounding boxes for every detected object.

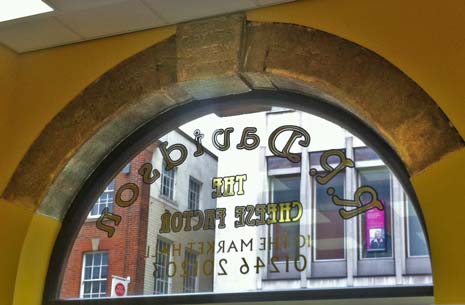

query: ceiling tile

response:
[0,0,295,52]
[0,15,81,52]
[43,0,126,12]
[141,0,258,24]
[56,0,164,39]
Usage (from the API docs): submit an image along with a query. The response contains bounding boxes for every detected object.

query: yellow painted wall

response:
[248,0,465,138]
[412,148,465,304]
[1,0,465,304]
[0,26,175,305]
[0,45,18,193]
[248,2,465,302]
[0,199,33,305]
[3,25,175,194]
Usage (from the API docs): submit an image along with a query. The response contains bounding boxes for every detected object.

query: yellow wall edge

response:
[0,199,34,305]
[0,46,18,193]
[412,148,465,304]
[13,213,61,305]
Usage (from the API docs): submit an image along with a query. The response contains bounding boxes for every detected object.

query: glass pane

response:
[101,266,107,279]
[83,282,91,294]
[90,205,99,216]
[84,255,92,267]
[314,172,345,260]
[92,282,99,293]
[271,176,300,261]
[407,199,429,256]
[92,267,100,279]
[88,180,115,217]
[100,281,107,293]
[60,106,432,300]
[101,253,108,266]
[84,267,91,279]
[354,147,379,162]
[94,253,101,265]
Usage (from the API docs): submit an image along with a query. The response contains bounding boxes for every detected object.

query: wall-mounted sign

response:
[111,276,130,297]
[366,206,386,252]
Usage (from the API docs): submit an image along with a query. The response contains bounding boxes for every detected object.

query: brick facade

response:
[60,145,155,298]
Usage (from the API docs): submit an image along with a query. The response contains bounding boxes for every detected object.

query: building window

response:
[270,175,300,261]
[314,172,345,260]
[154,238,171,294]
[121,163,131,174]
[183,250,198,293]
[406,198,429,257]
[188,177,201,210]
[358,167,393,259]
[81,252,108,299]
[161,160,175,200]
[89,180,115,218]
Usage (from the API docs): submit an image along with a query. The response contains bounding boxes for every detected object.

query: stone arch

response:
[2,13,462,221]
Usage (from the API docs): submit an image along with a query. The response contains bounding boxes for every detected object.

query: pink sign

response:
[366,204,385,252]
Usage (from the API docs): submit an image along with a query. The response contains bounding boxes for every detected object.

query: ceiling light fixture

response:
[0,0,53,23]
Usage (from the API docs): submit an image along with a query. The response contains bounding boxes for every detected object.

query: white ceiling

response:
[0,0,294,53]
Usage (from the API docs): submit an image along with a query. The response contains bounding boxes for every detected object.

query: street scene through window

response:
[59,107,432,299]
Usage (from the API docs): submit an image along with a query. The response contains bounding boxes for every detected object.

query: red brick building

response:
[60,145,155,298]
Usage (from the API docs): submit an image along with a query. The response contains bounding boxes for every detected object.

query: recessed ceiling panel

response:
[43,0,126,12]
[0,15,81,52]
[56,0,164,39]
[0,0,53,22]
[0,0,295,52]
[141,0,258,24]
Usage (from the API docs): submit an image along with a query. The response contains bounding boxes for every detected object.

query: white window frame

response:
[154,238,172,295]
[160,160,175,202]
[88,180,115,219]
[80,251,108,299]
[188,177,201,210]
[183,249,199,293]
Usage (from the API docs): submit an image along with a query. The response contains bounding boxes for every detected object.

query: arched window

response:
[45,91,433,304]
